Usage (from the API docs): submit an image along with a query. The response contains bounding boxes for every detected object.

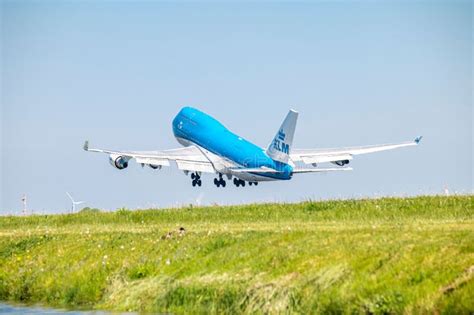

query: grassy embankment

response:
[0,195,473,314]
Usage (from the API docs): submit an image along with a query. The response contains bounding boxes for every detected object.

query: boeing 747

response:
[84,107,422,187]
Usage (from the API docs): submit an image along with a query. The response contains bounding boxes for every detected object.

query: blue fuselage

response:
[172,107,292,180]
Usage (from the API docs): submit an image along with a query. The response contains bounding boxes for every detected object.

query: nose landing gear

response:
[214,174,226,188]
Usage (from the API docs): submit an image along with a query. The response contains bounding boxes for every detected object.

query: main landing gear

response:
[189,172,258,188]
[191,172,202,187]
[233,178,257,187]
[214,174,226,188]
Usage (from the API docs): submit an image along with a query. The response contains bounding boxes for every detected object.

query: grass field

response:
[0,195,473,314]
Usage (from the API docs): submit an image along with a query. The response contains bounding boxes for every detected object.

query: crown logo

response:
[277,129,286,141]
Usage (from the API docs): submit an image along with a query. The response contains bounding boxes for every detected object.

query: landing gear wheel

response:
[197,180,202,187]
[254,182,258,186]
[241,181,245,187]
[233,178,239,187]
[192,180,196,187]
[191,173,196,180]
[249,182,253,186]
[215,174,226,188]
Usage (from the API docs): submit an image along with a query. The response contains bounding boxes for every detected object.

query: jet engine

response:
[109,154,129,170]
[148,164,162,170]
[331,160,350,166]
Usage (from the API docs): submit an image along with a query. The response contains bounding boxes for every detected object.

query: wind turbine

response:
[66,192,85,213]
[21,194,27,216]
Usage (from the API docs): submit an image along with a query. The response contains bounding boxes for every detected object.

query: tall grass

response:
[0,195,473,314]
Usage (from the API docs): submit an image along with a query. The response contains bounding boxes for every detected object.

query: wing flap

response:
[135,157,171,167]
[301,154,353,164]
[231,166,279,173]
[175,160,215,173]
[292,167,353,174]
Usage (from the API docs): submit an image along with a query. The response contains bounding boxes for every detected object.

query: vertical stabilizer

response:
[266,109,298,164]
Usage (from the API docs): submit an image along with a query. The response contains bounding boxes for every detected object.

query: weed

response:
[0,195,472,313]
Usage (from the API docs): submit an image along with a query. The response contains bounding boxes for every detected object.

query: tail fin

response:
[266,109,298,164]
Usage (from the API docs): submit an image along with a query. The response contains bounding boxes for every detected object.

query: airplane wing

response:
[290,136,422,165]
[83,141,216,173]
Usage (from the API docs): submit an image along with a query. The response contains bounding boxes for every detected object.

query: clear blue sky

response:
[1,1,472,214]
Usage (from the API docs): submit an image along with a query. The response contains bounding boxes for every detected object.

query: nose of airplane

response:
[172,112,183,133]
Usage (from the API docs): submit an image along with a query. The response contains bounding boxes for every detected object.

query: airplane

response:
[83,107,422,188]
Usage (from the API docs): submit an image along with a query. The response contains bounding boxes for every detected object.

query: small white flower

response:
[166,259,171,265]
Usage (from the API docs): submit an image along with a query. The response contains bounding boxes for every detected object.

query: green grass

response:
[0,195,473,314]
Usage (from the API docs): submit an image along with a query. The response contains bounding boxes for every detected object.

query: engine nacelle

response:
[109,154,129,170]
[331,160,350,166]
[148,164,162,170]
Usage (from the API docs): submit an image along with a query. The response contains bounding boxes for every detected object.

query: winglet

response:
[83,140,89,151]
[414,136,423,144]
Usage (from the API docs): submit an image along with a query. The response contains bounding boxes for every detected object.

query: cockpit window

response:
[181,115,196,126]
[179,108,198,125]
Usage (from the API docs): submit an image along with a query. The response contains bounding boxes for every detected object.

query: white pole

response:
[21,194,27,216]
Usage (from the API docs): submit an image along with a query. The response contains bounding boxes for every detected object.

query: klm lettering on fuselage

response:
[273,129,289,154]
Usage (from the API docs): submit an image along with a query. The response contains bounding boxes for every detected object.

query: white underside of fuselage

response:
[175,136,278,182]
